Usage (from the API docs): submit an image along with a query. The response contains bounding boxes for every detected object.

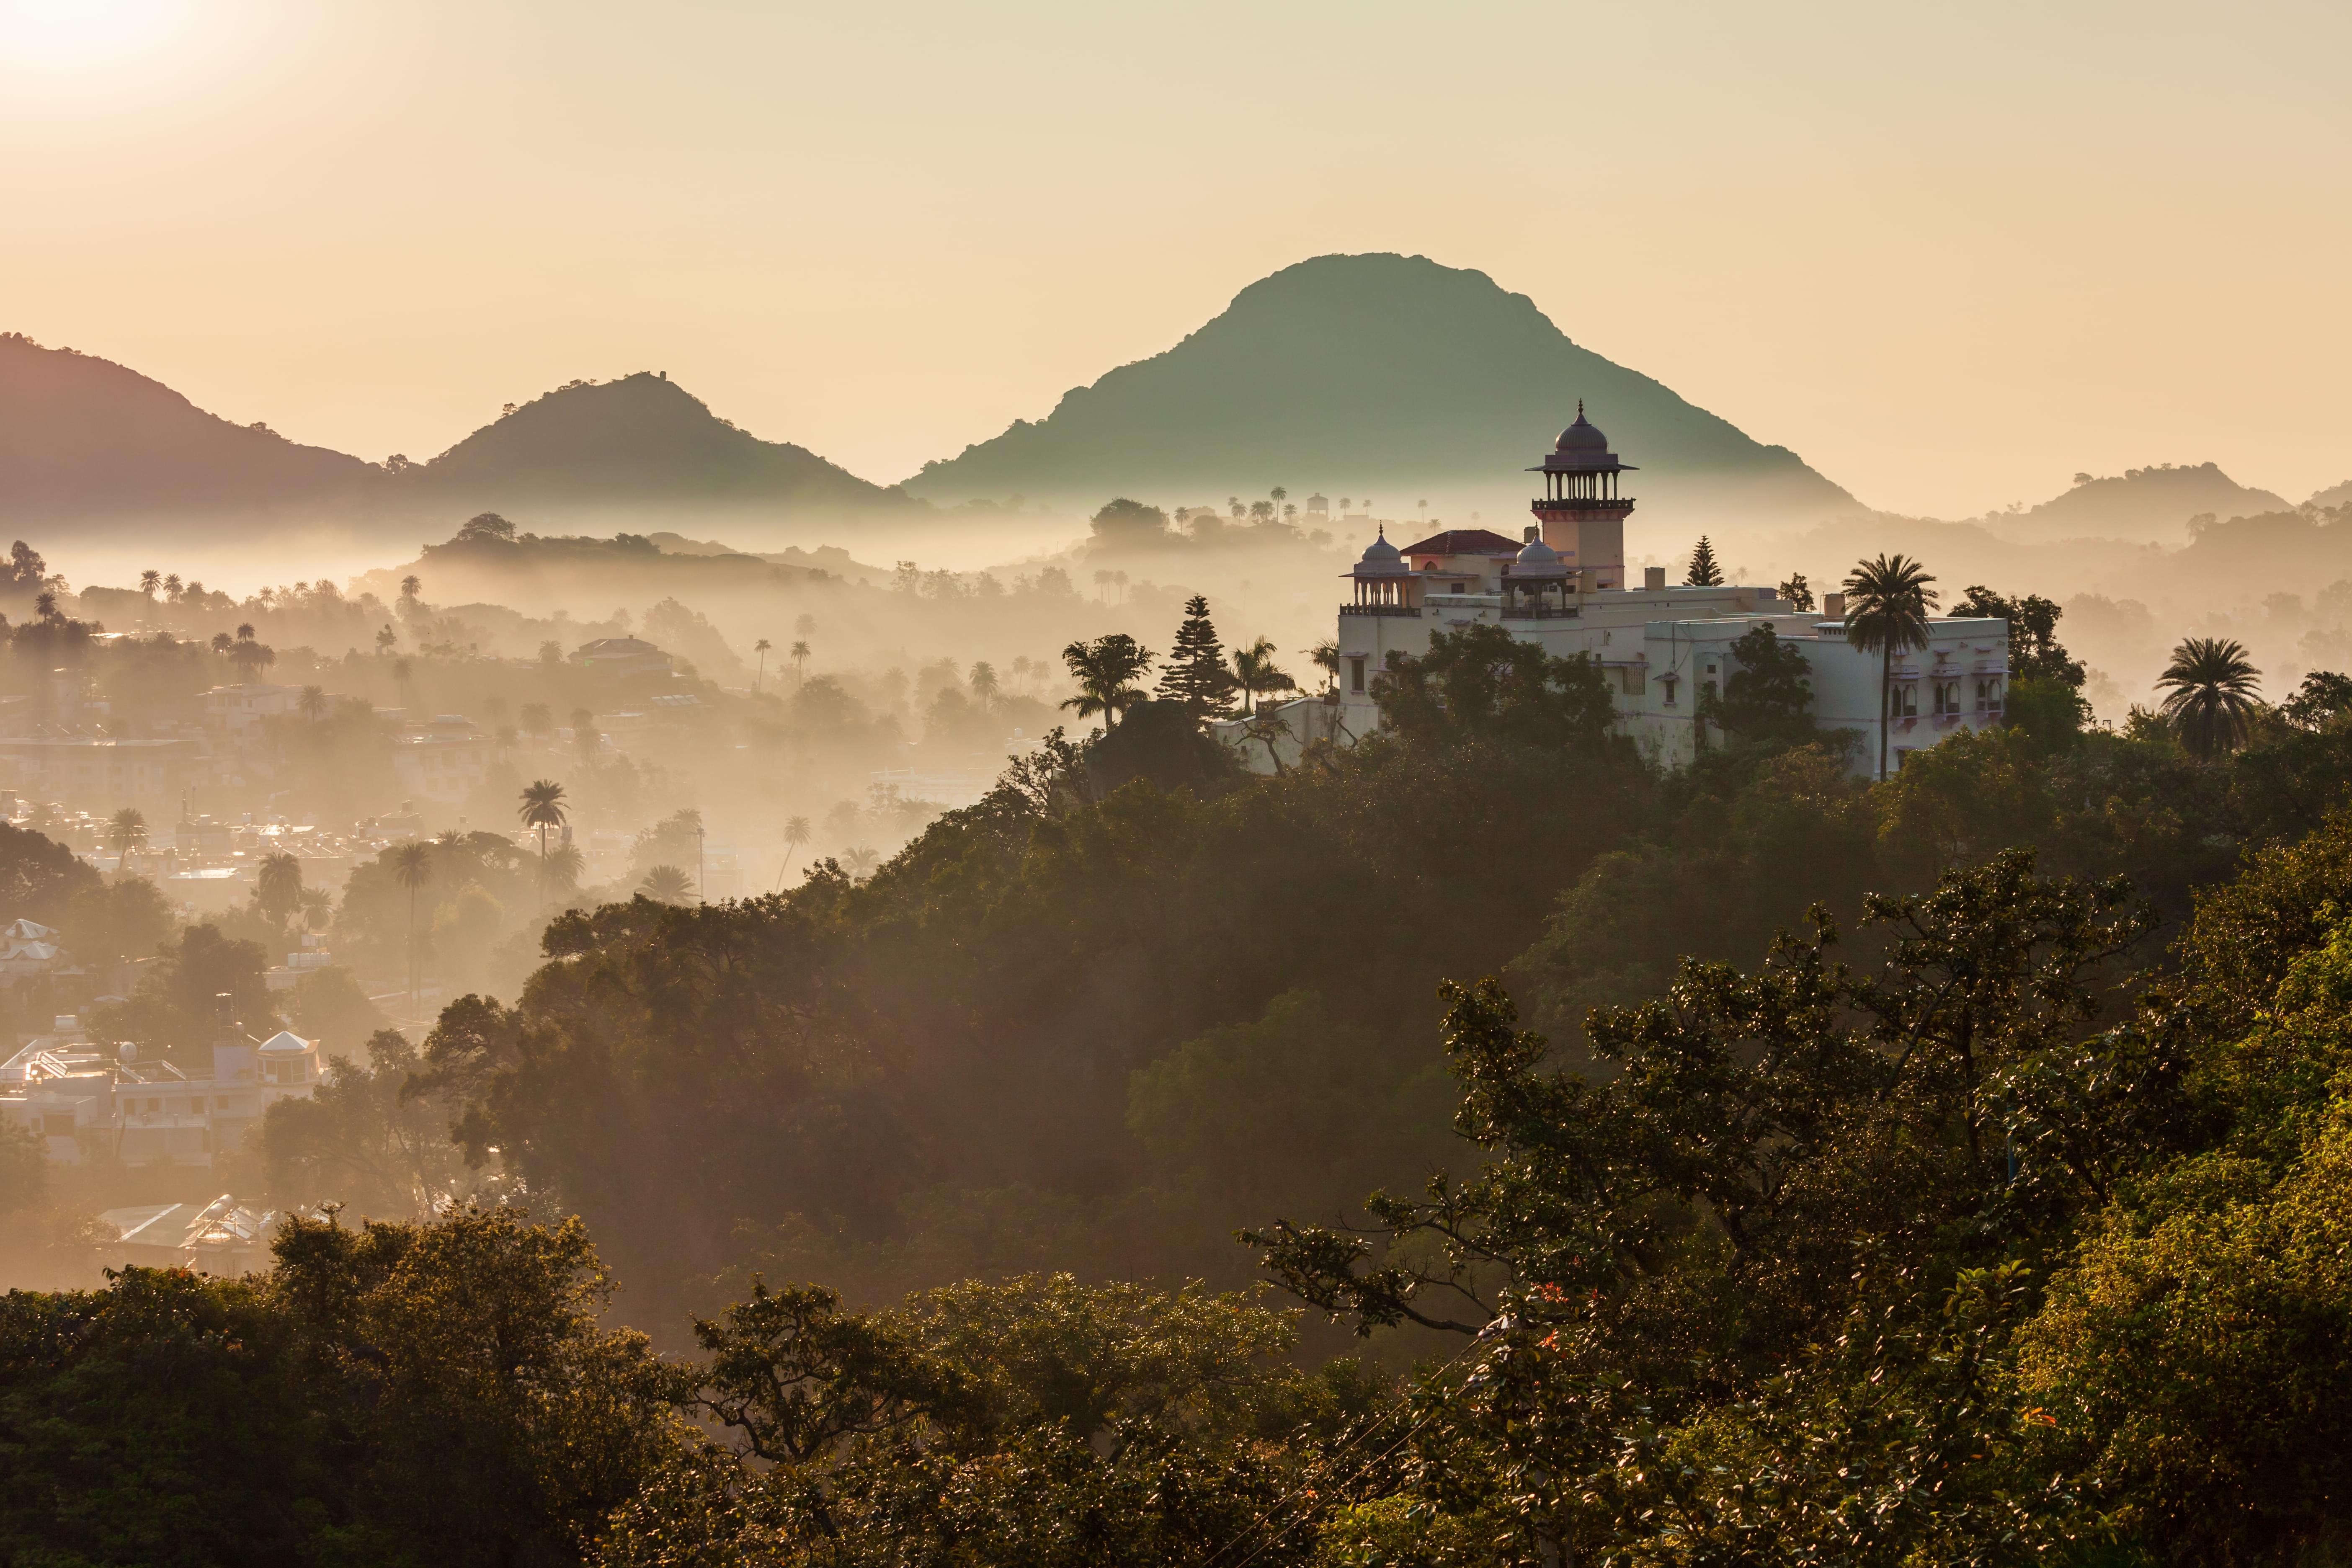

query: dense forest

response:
[7,592,2352,1563]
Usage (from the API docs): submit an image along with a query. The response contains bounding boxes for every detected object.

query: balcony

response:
[1339,603,1422,618]
[1529,496,1635,511]
[1500,606,1581,620]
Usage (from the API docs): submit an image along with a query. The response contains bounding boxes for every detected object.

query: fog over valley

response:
[5,4,2352,1555]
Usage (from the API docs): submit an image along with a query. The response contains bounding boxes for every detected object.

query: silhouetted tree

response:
[2157,637,2263,757]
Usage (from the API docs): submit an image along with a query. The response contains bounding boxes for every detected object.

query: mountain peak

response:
[906,252,1853,518]
[417,369,910,511]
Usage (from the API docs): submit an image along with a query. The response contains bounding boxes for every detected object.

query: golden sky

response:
[3,0,2346,518]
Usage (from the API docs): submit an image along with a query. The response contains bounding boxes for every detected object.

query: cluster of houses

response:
[1,1011,325,1272]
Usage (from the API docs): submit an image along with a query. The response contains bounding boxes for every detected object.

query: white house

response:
[389,715,492,806]
[1,1024,324,1168]
[113,1031,322,1168]
[1234,407,2008,776]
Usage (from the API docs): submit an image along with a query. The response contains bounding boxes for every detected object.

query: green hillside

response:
[905,253,1857,518]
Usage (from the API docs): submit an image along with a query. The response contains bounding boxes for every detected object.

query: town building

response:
[0,735,204,813]
[389,715,493,806]
[96,1195,301,1274]
[570,636,673,680]
[203,683,301,734]
[1226,407,2008,775]
[0,1021,323,1168]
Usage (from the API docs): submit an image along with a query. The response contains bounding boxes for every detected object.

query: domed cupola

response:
[1556,407,1610,455]
[1343,523,1417,610]
[1354,523,1408,576]
[1511,529,1567,578]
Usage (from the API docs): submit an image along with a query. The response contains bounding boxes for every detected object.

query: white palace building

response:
[1221,407,2009,774]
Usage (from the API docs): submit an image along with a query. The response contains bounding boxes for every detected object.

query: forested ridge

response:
[8,611,2352,1563]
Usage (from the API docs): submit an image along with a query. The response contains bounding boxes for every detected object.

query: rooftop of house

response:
[1396,528,1523,557]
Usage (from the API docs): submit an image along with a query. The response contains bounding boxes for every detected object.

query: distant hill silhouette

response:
[405,373,911,515]
[0,333,374,520]
[1993,461,2292,543]
[2309,477,2352,512]
[0,336,911,534]
[904,253,1857,519]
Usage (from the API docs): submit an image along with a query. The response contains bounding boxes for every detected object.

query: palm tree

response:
[1842,553,1941,781]
[969,661,1000,706]
[139,569,160,600]
[640,864,693,903]
[1230,637,1299,716]
[162,573,183,602]
[297,685,329,725]
[256,851,303,931]
[777,815,812,890]
[518,779,568,864]
[538,842,585,899]
[2156,636,2263,757]
[790,640,811,686]
[1307,638,1339,694]
[754,638,772,693]
[1059,634,1155,731]
[106,807,147,861]
[841,846,879,879]
[571,708,598,767]
[389,841,434,1019]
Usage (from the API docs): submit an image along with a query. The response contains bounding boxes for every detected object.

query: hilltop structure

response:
[1225,409,2007,776]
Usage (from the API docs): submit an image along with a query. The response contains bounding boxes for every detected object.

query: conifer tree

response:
[1685,534,1725,587]
[1156,595,1238,719]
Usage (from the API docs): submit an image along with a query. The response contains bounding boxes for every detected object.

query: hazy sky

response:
[3,0,2346,518]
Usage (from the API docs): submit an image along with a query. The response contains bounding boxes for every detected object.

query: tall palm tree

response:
[1842,553,1940,781]
[256,851,303,931]
[106,807,147,861]
[640,864,692,903]
[841,847,879,880]
[297,685,330,725]
[753,638,772,693]
[518,779,568,864]
[789,640,811,686]
[778,815,812,890]
[1230,637,1298,717]
[2156,636,2263,757]
[1059,634,1155,731]
[139,569,160,600]
[390,841,434,1019]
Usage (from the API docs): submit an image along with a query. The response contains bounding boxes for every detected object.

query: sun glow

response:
[2,0,181,72]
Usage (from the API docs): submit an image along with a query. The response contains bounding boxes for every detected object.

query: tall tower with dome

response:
[1528,402,1636,590]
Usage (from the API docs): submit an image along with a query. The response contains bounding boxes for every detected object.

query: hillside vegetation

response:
[10,626,2352,1562]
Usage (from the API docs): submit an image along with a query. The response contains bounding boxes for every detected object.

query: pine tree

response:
[1686,535,1725,587]
[1156,595,1237,719]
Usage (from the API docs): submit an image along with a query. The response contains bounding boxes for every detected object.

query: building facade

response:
[1266,408,2009,775]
